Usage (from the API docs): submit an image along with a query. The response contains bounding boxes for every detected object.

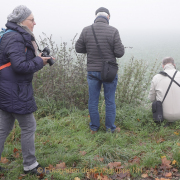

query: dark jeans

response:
[87,71,118,132]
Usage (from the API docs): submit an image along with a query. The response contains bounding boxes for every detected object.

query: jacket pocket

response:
[18,83,33,102]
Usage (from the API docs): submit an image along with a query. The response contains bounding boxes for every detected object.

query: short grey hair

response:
[96,12,109,18]
[162,57,175,66]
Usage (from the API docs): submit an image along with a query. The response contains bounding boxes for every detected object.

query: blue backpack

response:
[0,28,27,53]
[0,28,16,43]
[0,28,27,70]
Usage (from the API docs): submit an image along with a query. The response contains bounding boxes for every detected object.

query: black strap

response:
[161,71,177,103]
[159,71,180,87]
[91,25,104,60]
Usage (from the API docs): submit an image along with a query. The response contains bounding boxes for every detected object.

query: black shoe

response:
[24,164,49,175]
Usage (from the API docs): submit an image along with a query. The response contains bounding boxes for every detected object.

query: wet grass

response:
[1,104,180,180]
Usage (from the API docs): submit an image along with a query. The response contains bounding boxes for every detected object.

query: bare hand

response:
[38,53,51,65]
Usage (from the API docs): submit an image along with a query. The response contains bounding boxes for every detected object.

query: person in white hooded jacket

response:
[149,57,180,123]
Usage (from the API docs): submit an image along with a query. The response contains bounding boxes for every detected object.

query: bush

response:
[33,33,89,110]
[33,34,160,114]
[116,57,160,106]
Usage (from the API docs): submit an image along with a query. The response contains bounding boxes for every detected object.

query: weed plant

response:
[33,34,161,117]
[116,57,160,106]
[33,33,88,116]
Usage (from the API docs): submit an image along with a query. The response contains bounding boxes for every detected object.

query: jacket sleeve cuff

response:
[33,56,44,71]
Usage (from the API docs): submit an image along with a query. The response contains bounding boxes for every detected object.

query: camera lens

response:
[42,47,55,66]
[47,58,55,66]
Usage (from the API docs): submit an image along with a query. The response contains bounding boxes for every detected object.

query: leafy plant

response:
[116,57,160,106]
[33,34,160,113]
[33,33,88,110]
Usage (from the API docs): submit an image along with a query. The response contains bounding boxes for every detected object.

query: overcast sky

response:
[0,0,180,45]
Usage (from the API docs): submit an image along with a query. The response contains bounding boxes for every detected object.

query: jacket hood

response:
[5,21,33,49]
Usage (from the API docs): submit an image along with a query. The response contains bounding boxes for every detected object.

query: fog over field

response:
[1,0,180,63]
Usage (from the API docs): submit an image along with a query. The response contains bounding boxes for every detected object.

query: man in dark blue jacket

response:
[0,5,51,175]
[75,7,124,133]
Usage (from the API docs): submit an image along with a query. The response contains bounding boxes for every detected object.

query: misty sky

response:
[1,0,180,42]
[0,0,180,62]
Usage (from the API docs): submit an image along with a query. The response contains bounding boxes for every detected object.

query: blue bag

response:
[0,28,16,43]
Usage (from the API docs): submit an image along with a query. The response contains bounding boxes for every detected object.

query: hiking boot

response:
[90,130,97,134]
[24,164,49,175]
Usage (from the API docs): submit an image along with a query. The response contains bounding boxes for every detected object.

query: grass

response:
[1,103,180,180]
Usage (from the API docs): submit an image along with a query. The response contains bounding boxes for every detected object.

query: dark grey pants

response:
[0,109,38,171]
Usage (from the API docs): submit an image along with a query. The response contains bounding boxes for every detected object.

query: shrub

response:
[116,57,160,107]
[33,33,89,111]
[33,34,160,114]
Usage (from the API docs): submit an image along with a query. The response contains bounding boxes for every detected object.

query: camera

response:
[41,47,55,66]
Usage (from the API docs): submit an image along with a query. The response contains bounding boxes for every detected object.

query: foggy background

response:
[0,0,180,62]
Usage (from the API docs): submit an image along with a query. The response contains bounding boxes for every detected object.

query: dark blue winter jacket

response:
[0,22,44,114]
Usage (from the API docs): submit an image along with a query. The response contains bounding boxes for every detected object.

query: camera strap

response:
[30,36,41,53]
